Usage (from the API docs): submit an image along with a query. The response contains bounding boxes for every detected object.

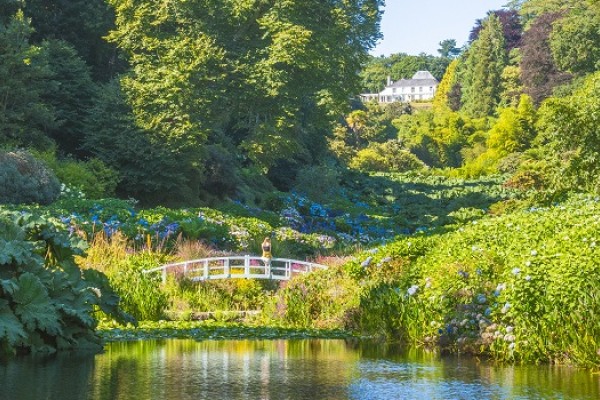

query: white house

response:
[361,71,439,103]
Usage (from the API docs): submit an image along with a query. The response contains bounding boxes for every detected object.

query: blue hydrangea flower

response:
[407,285,419,296]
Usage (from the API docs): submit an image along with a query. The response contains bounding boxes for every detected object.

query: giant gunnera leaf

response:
[0,210,132,356]
[0,299,27,347]
[12,272,62,336]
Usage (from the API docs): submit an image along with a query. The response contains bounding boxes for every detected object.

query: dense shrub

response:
[0,150,60,205]
[350,141,426,172]
[37,152,120,199]
[537,71,600,193]
[0,210,133,356]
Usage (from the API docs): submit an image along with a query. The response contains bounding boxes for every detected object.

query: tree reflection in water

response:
[1,339,598,400]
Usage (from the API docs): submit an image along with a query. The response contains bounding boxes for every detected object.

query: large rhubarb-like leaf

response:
[0,239,43,267]
[12,272,62,336]
[0,278,18,296]
[0,299,27,346]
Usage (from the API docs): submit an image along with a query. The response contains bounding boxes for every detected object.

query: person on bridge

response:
[261,237,272,275]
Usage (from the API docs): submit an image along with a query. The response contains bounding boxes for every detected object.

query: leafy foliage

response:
[270,194,600,368]
[461,14,507,117]
[37,151,120,200]
[37,39,98,156]
[78,233,169,321]
[0,210,134,356]
[23,0,123,81]
[549,3,600,75]
[0,150,61,205]
[0,10,55,149]
[106,0,383,186]
[536,71,600,193]
[350,141,426,173]
[469,9,523,52]
[432,59,458,111]
[82,80,202,206]
[520,12,571,105]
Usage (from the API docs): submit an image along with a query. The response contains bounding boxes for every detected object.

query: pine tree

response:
[461,14,507,118]
[0,10,55,149]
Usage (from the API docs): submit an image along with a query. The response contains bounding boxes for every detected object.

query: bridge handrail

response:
[143,255,328,282]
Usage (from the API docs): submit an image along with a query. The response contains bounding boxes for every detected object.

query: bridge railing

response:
[143,256,328,283]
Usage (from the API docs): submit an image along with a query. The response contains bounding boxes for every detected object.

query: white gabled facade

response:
[361,71,439,103]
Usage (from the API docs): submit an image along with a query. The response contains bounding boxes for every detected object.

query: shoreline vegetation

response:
[2,174,599,371]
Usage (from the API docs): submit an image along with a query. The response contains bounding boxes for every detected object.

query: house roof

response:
[389,71,438,88]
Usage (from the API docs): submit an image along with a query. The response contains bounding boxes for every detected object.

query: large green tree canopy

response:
[107,0,383,172]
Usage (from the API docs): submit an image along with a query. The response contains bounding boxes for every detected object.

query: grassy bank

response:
[270,194,600,369]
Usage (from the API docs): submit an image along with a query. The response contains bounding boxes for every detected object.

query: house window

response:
[419,87,423,92]
[393,88,396,93]
[411,87,415,93]
[430,86,433,92]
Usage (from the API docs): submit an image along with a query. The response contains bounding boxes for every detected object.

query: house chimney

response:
[387,75,392,86]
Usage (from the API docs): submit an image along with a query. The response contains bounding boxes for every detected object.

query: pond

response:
[1,339,599,400]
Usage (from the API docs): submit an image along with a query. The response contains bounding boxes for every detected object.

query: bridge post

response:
[203,260,208,280]
[162,268,167,284]
[225,258,230,278]
[244,254,250,277]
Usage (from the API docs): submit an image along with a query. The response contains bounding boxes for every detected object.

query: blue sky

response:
[372,1,509,56]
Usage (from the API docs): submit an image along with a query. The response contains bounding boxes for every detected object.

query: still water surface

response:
[1,339,599,400]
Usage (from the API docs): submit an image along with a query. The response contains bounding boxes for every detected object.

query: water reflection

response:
[1,339,598,400]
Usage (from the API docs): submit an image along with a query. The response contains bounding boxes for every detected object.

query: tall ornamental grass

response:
[77,232,170,321]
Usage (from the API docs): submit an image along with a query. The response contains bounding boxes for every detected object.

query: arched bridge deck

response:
[144,256,328,283]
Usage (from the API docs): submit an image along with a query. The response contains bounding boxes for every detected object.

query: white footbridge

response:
[144,255,328,283]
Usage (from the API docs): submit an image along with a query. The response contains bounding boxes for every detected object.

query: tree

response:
[500,64,523,107]
[360,56,390,93]
[519,0,586,28]
[438,39,460,58]
[447,82,463,112]
[23,0,123,81]
[344,105,395,148]
[536,71,600,192]
[432,59,458,111]
[469,9,522,52]
[38,40,97,156]
[0,0,20,25]
[82,81,203,206]
[550,4,600,75]
[461,14,507,117]
[388,53,449,81]
[107,0,384,180]
[0,10,55,149]
[505,0,526,11]
[520,12,571,105]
